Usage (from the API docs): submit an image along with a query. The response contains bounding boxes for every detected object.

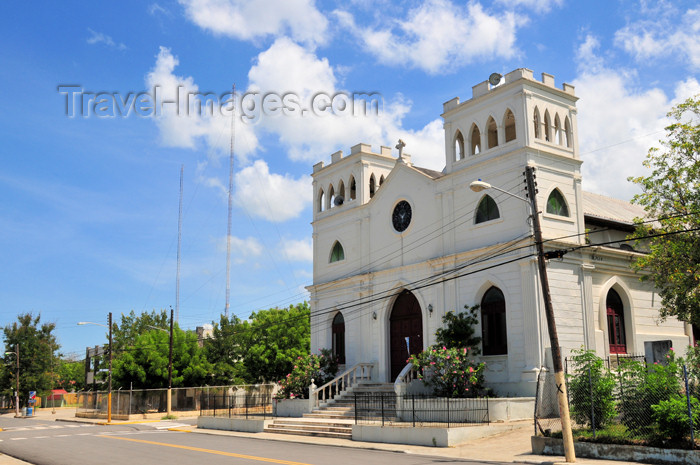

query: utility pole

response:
[108,312,113,423]
[167,307,174,416]
[14,346,19,418]
[524,165,575,462]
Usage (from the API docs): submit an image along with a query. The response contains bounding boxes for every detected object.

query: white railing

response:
[310,362,374,408]
[393,362,418,395]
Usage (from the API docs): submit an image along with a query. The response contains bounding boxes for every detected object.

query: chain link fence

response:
[76,385,277,419]
[198,386,276,419]
[535,353,699,449]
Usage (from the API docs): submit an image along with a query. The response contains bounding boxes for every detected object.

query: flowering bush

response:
[276,348,338,399]
[409,346,485,398]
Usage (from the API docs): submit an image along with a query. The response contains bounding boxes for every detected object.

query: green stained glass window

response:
[546,189,569,217]
[475,195,500,224]
[330,241,345,263]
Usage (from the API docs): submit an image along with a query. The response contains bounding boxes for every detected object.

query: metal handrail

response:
[311,362,374,408]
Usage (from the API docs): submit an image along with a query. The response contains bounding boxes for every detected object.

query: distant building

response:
[307,68,692,396]
[196,324,213,347]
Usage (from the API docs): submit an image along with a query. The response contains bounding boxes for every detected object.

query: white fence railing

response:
[311,362,374,408]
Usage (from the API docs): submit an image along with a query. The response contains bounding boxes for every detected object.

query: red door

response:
[390,290,423,380]
[607,289,627,354]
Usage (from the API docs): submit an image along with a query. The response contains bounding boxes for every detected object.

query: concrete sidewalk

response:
[0,409,641,465]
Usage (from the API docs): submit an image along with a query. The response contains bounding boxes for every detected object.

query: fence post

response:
[200,391,202,417]
[354,393,357,425]
[412,395,415,428]
[447,396,450,429]
[245,393,249,419]
[381,393,385,427]
[588,367,596,440]
[683,365,695,448]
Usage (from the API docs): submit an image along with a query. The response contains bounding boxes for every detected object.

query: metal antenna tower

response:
[225,84,235,318]
[176,164,183,323]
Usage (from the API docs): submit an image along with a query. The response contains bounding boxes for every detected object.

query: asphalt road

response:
[0,418,508,465]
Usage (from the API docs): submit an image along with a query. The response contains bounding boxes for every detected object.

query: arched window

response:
[379,175,385,186]
[328,185,335,208]
[454,130,465,160]
[546,189,569,217]
[533,107,541,139]
[554,114,562,145]
[564,117,572,148]
[475,195,500,223]
[332,312,346,364]
[470,124,481,155]
[349,175,356,200]
[369,174,376,198]
[487,116,498,148]
[503,109,516,142]
[481,287,507,355]
[318,189,325,212]
[543,111,552,142]
[606,289,626,354]
[330,241,345,263]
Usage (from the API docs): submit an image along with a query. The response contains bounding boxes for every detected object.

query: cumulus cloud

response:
[614,7,700,70]
[178,0,328,46]
[334,0,522,74]
[245,38,444,168]
[495,0,562,13]
[214,235,263,263]
[279,237,313,262]
[86,28,126,51]
[234,160,311,222]
[146,47,258,161]
[572,35,700,201]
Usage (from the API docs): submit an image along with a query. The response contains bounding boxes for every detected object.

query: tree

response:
[204,314,249,385]
[434,304,482,354]
[112,309,169,351]
[629,95,700,326]
[112,325,211,389]
[240,302,310,383]
[56,359,85,392]
[0,313,59,405]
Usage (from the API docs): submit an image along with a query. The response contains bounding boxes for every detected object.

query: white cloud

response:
[334,1,522,74]
[279,237,313,262]
[86,28,126,51]
[213,235,264,264]
[178,0,328,47]
[495,0,562,13]
[573,35,700,201]
[234,160,311,222]
[245,38,444,168]
[614,8,700,70]
[146,47,258,161]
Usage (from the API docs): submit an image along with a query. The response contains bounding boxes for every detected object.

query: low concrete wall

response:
[532,436,700,465]
[197,416,272,433]
[488,397,534,421]
[353,423,524,447]
[394,397,533,423]
[274,399,312,417]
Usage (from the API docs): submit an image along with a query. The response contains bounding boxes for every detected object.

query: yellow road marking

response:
[97,435,312,465]
[167,427,192,432]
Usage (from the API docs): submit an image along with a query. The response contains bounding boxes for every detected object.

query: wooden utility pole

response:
[167,307,174,416]
[108,312,112,423]
[524,166,575,462]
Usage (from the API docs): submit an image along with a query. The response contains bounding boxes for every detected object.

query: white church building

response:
[307,68,693,397]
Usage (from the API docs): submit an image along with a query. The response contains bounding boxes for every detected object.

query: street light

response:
[77,312,112,423]
[4,347,19,418]
[146,307,174,417]
[470,168,576,463]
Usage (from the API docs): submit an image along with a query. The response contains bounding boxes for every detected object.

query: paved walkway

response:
[0,409,642,465]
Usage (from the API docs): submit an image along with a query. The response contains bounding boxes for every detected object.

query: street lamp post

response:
[77,313,113,423]
[470,168,576,463]
[5,347,19,418]
[147,308,174,416]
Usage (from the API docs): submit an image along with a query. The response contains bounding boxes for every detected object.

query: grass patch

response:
[161,414,178,420]
[551,424,699,450]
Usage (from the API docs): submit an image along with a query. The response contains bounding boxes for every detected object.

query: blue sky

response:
[1,0,698,358]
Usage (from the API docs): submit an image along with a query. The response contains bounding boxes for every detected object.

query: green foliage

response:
[434,305,482,354]
[409,346,485,398]
[628,95,700,327]
[277,348,339,399]
[617,351,682,434]
[112,309,169,351]
[112,325,211,389]
[56,360,85,391]
[1,313,59,405]
[204,314,249,385]
[567,349,617,429]
[240,302,310,383]
[651,395,700,442]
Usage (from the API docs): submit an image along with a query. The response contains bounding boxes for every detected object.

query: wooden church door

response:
[389,290,423,380]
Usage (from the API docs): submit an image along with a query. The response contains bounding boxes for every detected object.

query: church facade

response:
[306,68,693,396]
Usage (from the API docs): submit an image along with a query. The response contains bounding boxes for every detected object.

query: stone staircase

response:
[263,383,395,438]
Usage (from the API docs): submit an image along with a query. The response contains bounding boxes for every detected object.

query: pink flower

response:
[443,346,447,350]
[469,367,474,373]
[430,362,436,365]
[669,347,675,351]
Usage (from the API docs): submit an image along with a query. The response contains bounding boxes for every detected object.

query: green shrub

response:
[276,348,338,399]
[617,350,682,434]
[567,348,617,429]
[409,346,485,398]
[651,395,700,442]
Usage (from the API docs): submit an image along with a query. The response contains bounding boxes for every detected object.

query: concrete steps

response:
[264,419,353,439]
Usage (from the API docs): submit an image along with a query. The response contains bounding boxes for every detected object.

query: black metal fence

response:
[199,391,275,419]
[354,393,489,428]
[535,354,699,449]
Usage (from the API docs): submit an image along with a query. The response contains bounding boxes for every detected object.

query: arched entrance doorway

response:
[389,290,423,380]
[332,312,345,364]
